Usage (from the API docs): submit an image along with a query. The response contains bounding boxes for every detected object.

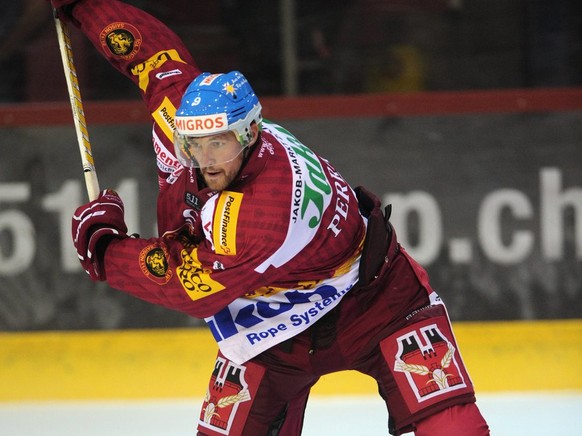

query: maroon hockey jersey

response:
[69,0,367,363]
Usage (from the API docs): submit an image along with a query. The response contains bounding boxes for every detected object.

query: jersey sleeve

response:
[102,167,306,319]
[102,180,362,320]
[69,0,205,235]
[103,233,273,319]
[70,0,202,113]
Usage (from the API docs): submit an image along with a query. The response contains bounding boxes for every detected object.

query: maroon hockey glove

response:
[72,189,128,281]
[46,0,82,23]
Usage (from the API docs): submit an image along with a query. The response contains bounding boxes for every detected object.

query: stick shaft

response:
[54,12,100,201]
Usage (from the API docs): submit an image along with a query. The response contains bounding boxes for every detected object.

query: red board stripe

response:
[1,88,581,127]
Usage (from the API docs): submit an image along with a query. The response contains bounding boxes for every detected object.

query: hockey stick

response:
[54,10,100,201]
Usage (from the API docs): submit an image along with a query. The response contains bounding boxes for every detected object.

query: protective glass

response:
[174,130,247,169]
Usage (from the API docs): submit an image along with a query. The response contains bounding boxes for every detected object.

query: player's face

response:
[194,132,245,191]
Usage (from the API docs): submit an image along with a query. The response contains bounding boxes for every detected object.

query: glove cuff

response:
[85,227,127,281]
[53,1,82,26]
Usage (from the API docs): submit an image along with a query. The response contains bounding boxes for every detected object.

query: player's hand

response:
[72,189,128,281]
[47,0,80,23]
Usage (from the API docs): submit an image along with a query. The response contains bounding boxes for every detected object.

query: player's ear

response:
[249,122,260,145]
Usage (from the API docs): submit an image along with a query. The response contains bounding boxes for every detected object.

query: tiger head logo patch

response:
[139,245,172,284]
[100,22,142,60]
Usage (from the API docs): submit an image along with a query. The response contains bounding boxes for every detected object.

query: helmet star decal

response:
[223,82,236,97]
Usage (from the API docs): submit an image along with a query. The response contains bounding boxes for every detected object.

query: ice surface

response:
[0,392,579,435]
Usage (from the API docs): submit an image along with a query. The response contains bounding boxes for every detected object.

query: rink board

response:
[0,320,580,401]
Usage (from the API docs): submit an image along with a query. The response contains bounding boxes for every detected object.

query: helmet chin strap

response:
[240,133,256,165]
[234,131,261,183]
[241,123,260,160]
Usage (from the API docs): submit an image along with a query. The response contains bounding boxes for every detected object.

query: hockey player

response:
[51,0,490,434]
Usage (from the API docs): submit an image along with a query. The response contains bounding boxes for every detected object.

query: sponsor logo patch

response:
[153,96,178,142]
[100,22,142,60]
[131,49,186,92]
[185,192,202,210]
[213,191,243,256]
[153,130,181,172]
[175,114,227,135]
[156,68,183,80]
[199,73,222,86]
[177,248,225,301]
[139,245,172,284]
